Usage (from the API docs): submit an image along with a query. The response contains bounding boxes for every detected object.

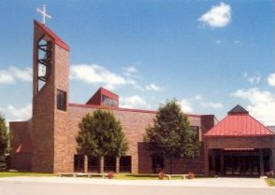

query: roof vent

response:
[228,105,249,115]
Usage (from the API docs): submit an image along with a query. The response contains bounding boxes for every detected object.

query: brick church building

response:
[9,21,275,176]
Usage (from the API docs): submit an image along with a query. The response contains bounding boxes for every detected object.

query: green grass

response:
[114,173,159,180]
[114,173,201,180]
[265,178,275,186]
[0,171,55,178]
[0,171,208,180]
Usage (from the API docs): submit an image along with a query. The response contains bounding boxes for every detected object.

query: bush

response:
[107,171,115,179]
[266,170,274,178]
[158,171,166,180]
[0,155,7,171]
[187,172,195,179]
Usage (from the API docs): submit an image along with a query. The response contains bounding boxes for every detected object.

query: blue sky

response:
[0,0,274,125]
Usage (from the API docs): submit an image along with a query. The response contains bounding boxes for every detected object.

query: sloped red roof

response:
[204,105,274,137]
[86,87,119,106]
[34,20,70,51]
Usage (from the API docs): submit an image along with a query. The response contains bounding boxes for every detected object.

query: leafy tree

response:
[76,110,128,171]
[144,99,200,174]
[0,113,9,171]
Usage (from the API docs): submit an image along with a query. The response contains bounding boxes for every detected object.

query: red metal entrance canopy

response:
[204,105,275,137]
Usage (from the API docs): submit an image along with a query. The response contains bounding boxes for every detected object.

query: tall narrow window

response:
[189,126,200,141]
[57,89,67,111]
[37,39,52,91]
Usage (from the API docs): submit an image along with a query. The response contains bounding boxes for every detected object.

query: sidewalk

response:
[0,177,270,189]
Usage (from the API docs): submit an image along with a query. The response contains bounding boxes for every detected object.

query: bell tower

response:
[32,20,71,172]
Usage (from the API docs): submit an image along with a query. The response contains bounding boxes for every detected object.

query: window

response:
[57,90,67,111]
[104,156,116,172]
[88,156,99,173]
[189,126,200,141]
[120,156,131,172]
[37,39,52,91]
[74,155,84,172]
[152,155,164,173]
[102,95,118,107]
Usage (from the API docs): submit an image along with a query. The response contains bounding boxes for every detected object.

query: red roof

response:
[86,87,119,106]
[34,20,70,51]
[204,105,274,137]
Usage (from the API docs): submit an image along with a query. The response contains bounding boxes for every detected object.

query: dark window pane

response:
[88,156,99,173]
[74,155,84,172]
[102,95,118,107]
[120,156,131,172]
[57,90,66,111]
[189,126,199,141]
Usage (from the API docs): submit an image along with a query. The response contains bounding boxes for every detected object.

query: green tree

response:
[0,113,9,171]
[144,99,200,174]
[76,110,128,172]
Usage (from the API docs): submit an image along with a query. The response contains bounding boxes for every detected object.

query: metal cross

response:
[37,4,52,25]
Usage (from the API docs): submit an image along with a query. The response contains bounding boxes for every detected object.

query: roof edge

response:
[69,102,203,117]
[34,20,70,51]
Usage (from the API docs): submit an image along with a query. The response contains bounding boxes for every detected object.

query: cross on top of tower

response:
[37,4,52,25]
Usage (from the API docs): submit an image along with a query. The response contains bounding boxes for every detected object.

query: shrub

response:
[0,155,7,171]
[187,172,195,179]
[107,171,115,179]
[158,171,166,180]
[266,170,274,178]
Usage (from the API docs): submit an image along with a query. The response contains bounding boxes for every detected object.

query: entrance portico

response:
[204,105,275,176]
[208,148,272,176]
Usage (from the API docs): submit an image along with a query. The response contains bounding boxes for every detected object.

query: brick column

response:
[116,157,120,173]
[220,150,224,176]
[259,149,264,176]
[84,155,88,173]
[212,152,216,175]
[100,156,104,173]
[204,143,209,175]
[271,149,275,171]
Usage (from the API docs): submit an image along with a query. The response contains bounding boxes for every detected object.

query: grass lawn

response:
[265,178,275,186]
[114,174,161,180]
[0,171,205,180]
[0,171,55,178]
[114,173,206,180]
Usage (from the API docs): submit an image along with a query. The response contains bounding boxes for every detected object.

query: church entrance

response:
[224,154,260,176]
[209,149,272,177]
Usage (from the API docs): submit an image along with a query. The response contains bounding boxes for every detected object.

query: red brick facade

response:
[9,21,275,175]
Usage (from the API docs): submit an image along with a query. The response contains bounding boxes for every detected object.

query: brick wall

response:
[206,136,275,149]
[53,44,71,173]
[9,121,32,170]
[31,22,55,172]
[65,105,212,174]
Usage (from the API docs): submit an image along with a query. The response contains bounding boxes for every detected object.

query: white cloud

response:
[0,66,32,84]
[268,73,275,87]
[178,99,194,113]
[145,83,161,92]
[70,64,134,90]
[215,40,222,44]
[198,2,231,28]
[0,104,32,123]
[124,66,138,75]
[194,95,202,100]
[243,72,261,84]
[0,72,14,84]
[120,95,150,109]
[232,88,275,125]
[70,64,161,92]
[200,102,223,109]
[234,40,241,44]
